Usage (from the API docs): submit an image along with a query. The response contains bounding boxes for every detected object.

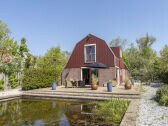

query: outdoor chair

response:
[78,80,85,87]
[71,81,77,88]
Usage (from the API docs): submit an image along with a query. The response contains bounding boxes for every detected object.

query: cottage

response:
[61,34,130,87]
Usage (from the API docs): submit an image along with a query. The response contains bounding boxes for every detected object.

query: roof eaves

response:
[108,46,118,67]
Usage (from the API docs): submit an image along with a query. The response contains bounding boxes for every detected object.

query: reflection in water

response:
[59,114,70,126]
[0,99,116,126]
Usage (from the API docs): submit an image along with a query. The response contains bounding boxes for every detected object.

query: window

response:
[84,44,96,63]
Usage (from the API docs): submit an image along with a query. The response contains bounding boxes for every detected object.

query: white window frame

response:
[84,44,96,63]
[81,67,89,81]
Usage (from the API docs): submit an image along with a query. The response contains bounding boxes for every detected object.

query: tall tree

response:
[63,51,71,59]
[159,45,168,83]
[136,33,156,49]
[0,20,32,89]
[0,20,11,61]
[125,34,157,82]
[19,37,29,57]
[0,20,10,43]
[0,20,20,89]
[37,47,68,84]
[109,37,127,49]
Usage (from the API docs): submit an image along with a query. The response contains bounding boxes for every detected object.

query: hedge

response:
[0,77,4,90]
[22,68,57,90]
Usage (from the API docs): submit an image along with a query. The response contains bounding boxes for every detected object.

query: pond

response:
[0,98,127,126]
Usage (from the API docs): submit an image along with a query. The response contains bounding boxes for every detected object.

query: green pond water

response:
[0,98,118,126]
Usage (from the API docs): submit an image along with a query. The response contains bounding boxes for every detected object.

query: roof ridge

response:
[87,34,106,42]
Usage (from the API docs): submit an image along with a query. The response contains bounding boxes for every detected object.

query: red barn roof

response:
[110,46,121,58]
[65,34,116,68]
[65,34,128,70]
[111,46,128,70]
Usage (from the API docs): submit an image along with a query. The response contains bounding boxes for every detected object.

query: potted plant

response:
[91,74,98,90]
[124,78,132,89]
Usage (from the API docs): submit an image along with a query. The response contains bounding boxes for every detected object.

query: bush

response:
[9,74,18,89]
[22,68,57,90]
[0,77,4,90]
[155,85,168,106]
[160,71,168,84]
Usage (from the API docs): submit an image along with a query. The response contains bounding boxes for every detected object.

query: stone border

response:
[120,99,140,126]
[0,94,21,102]
[0,92,140,126]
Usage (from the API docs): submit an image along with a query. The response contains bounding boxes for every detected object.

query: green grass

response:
[91,99,130,125]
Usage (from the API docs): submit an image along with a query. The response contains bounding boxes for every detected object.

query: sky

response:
[0,0,168,56]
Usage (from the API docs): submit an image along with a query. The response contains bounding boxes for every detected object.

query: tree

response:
[109,37,127,49]
[0,20,12,61]
[63,51,71,59]
[0,20,32,89]
[0,20,10,43]
[159,45,168,84]
[25,53,32,69]
[124,44,141,79]
[19,37,29,57]
[137,34,156,82]
[136,33,156,49]
[37,47,68,84]
[124,34,157,82]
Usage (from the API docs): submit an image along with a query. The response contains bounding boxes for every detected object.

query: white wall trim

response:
[84,44,96,46]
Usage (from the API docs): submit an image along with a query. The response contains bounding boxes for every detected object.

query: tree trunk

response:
[3,73,9,90]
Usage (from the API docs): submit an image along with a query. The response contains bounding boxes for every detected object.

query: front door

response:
[82,68,98,85]
[82,68,90,85]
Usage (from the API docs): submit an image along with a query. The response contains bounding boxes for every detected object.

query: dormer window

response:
[84,44,96,63]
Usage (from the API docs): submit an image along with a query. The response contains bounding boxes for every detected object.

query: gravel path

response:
[136,83,168,126]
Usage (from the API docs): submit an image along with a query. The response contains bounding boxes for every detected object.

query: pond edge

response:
[0,93,140,126]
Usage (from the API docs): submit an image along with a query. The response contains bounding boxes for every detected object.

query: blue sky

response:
[0,0,168,55]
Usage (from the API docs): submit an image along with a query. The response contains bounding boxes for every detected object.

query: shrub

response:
[0,77,4,90]
[159,95,168,106]
[9,74,18,89]
[160,71,168,84]
[22,68,57,90]
[155,85,168,106]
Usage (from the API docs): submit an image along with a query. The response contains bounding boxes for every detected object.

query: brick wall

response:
[62,67,117,87]
[120,69,131,83]
[61,68,81,87]
[98,67,116,86]
[121,69,125,83]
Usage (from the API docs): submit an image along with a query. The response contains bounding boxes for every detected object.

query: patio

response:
[23,85,141,100]
[41,85,139,94]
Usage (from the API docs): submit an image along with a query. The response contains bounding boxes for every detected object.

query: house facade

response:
[61,34,129,87]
